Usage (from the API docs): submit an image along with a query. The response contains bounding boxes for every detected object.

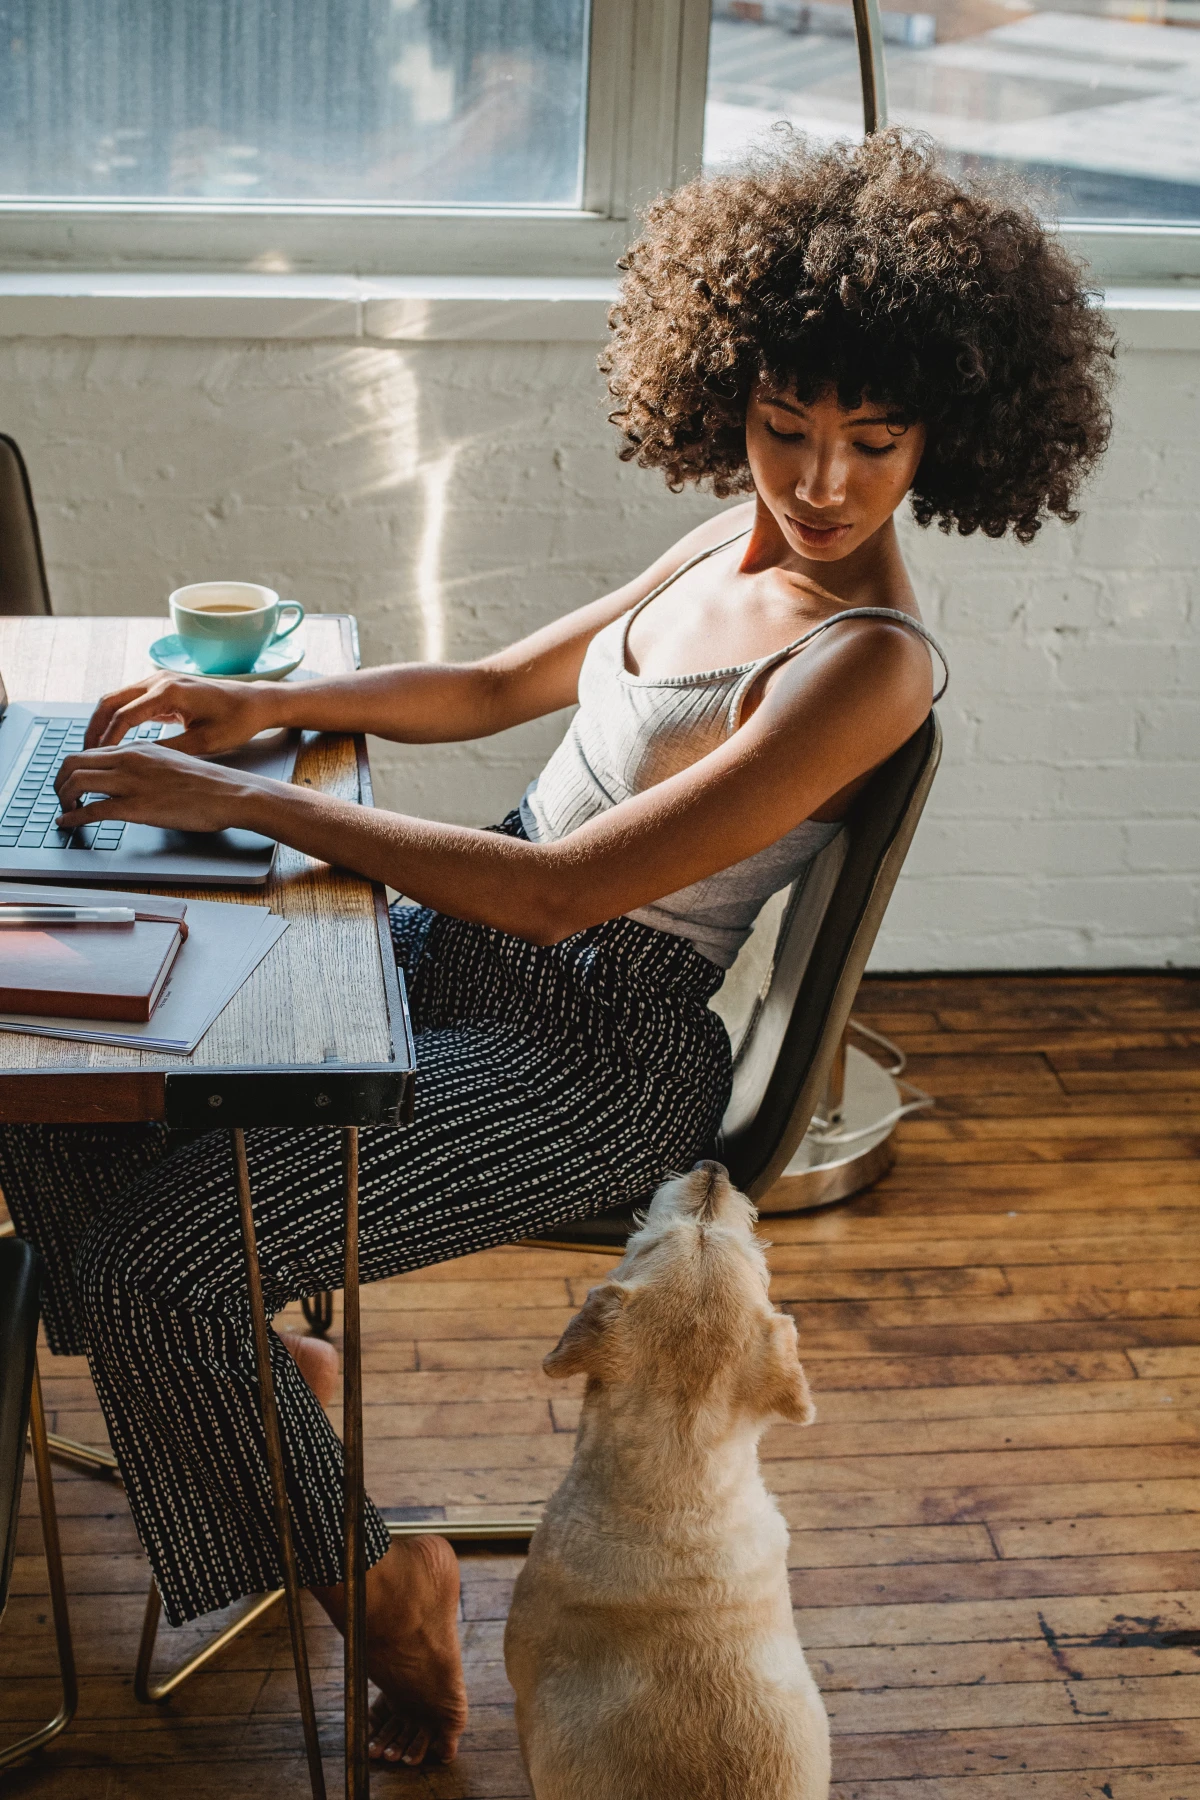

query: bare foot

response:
[278,1327,339,1409]
[311,1535,467,1766]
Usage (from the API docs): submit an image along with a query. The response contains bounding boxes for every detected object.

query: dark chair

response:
[530,712,942,1249]
[0,434,52,615]
[0,1237,77,1768]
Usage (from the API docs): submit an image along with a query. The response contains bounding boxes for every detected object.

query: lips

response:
[787,514,852,548]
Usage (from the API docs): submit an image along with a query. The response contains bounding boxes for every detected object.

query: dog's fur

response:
[504,1162,831,1800]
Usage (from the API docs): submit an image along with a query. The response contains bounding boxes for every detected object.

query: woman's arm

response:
[58,612,930,945]
[83,508,753,755]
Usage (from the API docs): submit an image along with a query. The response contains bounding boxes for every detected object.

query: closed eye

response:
[855,441,897,457]
[764,419,805,441]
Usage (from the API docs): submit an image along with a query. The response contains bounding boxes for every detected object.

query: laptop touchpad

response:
[118,823,275,861]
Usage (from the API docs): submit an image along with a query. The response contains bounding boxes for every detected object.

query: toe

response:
[367,1695,402,1762]
[400,1726,431,1766]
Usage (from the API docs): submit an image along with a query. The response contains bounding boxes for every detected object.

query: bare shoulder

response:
[761,607,936,750]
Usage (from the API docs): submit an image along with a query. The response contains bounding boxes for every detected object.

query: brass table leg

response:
[342,1127,368,1797]
[231,1127,327,1800]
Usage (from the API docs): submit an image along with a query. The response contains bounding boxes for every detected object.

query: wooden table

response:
[0,613,412,1800]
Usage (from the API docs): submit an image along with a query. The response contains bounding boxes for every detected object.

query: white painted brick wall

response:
[0,334,1195,969]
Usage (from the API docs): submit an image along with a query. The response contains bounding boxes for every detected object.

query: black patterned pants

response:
[0,881,731,1625]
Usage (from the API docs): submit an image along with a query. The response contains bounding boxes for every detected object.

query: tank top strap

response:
[617,526,752,663]
[737,605,949,709]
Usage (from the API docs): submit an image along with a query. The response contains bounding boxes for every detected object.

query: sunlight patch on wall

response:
[415,446,455,663]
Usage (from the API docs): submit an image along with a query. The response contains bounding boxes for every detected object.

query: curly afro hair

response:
[602,129,1115,543]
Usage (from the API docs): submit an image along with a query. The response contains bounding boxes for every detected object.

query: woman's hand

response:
[55,742,267,835]
[83,673,279,755]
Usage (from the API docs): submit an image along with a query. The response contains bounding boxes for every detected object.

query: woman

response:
[3,131,1112,1766]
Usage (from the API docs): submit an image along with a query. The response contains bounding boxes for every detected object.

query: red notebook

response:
[0,883,187,1023]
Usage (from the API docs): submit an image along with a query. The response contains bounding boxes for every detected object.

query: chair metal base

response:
[302,1289,334,1337]
[525,1030,929,1251]
[46,1432,119,1479]
[756,1042,902,1214]
[0,1366,78,1770]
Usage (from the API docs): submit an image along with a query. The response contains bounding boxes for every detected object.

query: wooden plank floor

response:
[4,971,1199,1798]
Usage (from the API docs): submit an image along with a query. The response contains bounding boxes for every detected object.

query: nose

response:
[690,1159,730,1219]
[797,446,848,511]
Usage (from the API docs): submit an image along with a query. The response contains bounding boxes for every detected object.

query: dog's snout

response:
[690,1159,730,1219]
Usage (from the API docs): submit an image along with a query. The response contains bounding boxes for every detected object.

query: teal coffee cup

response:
[168,582,305,676]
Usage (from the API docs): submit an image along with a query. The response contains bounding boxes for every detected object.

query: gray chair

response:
[0,434,52,615]
[0,1237,77,1769]
[530,712,942,1249]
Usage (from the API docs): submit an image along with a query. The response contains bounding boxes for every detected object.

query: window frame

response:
[0,0,1193,286]
[0,0,711,279]
[723,0,1200,288]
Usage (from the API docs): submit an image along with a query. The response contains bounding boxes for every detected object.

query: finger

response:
[54,752,123,799]
[55,798,123,828]
[56,758,131,806]
[159,724,217,757]
[84,681,160,749]
[96,689,186,748]
[57,775,120,812]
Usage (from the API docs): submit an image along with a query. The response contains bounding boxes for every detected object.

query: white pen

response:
[0,906,137,925]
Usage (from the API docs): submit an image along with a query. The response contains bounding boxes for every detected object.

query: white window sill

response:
[0,274,1194,347]
[0,273,618,341]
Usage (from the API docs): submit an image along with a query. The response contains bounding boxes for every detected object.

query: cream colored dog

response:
[504,1160,830,1800]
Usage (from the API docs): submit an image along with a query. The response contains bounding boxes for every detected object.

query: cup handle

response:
[272,601,305,643]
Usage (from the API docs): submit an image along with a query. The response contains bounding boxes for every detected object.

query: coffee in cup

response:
[168,582,304,675]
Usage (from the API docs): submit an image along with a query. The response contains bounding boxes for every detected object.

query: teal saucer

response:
[148,633,305,683]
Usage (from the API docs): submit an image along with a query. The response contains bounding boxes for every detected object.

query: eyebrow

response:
[762,394,900,428]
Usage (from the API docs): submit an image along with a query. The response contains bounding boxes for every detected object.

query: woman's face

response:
[745,382,926,563]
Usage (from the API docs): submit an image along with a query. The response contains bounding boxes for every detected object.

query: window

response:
[704,0,1200,228]
[0,0,1193,280]
[0,1,590,208]
[0,1,712,275]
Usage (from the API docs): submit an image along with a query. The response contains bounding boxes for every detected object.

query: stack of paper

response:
[0,896,288,1054]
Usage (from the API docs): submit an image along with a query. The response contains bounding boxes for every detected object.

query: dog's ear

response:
[543,1282,628,1380]
[759,1311,816,1425]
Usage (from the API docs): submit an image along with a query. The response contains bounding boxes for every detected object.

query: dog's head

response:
[543,1161,815,1428]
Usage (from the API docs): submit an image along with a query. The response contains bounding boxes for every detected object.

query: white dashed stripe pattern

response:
[0,826,731,1626]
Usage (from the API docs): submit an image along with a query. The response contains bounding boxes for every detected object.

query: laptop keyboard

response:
[0,718,164,853]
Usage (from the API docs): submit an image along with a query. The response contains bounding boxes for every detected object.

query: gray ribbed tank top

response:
[521,530,949,967]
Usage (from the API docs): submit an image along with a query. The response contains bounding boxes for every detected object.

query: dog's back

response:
[504,1164,830,1800]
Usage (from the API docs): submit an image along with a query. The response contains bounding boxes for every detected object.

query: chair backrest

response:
[717,713,941,1200]
[0,435,51,615]
[0,1237,42,1615]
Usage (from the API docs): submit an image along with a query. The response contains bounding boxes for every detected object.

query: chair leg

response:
[231,1127,327,1800]
[133,1579,285,1703]
[342,1127,368,1797]
[301,1290,334,1337]
[0,1364,78,1769]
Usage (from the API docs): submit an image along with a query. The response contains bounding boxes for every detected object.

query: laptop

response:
[0,664,300,886]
